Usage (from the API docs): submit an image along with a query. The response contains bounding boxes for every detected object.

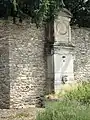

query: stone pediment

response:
[57,8,72,18]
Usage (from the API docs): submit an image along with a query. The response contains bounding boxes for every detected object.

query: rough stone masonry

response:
[0,20,47,109]
[72,27,90,81]
[1,18,90,109]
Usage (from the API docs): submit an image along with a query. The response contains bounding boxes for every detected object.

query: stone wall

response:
[0,20,47,108]
[0,21,10,109]
[72,27,90,81]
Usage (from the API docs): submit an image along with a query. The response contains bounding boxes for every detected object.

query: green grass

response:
[65,82,90,104]
[36,100,90,120]
[36,82,90,120]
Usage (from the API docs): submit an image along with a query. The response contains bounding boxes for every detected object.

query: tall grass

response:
[36,100,90,120]
[36,82,90,120]
[65,82,90,104]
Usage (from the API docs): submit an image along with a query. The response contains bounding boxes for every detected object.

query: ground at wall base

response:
[0,108,44,120]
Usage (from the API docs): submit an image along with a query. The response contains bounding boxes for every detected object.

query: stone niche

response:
[0,20,47,109]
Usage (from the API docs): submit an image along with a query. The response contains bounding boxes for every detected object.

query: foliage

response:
[65,81,90,104]
[0,0,90,26]
[37,81,90,120]
[64,0,90,27]
[36,100,90,120]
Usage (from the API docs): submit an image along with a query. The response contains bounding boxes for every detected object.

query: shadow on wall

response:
[0,25,10,109]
